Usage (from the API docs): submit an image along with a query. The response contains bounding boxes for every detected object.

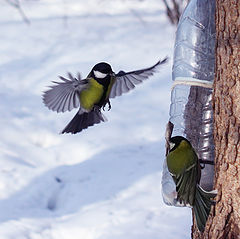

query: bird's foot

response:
[103,100,111,111]
[93,105,101,112]
[199,159,214,169]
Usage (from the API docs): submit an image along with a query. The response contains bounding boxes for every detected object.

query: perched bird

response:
[166,136,217,232]
[42,58,168,134]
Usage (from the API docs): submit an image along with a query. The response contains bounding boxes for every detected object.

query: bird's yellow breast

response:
[80,78,104,110]
[106,76,116,98]
[167,140,197,176]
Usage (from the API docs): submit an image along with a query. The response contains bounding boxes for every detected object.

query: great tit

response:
[166,136,217,232]
[43,58,167,134]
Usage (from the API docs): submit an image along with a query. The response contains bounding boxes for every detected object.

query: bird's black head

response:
[91,62,113,79]
[169,136,191,152]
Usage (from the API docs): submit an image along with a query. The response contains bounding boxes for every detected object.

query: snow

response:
[0,0,191,238]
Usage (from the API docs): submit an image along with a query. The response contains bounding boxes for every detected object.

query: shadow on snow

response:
[0,141,165,222]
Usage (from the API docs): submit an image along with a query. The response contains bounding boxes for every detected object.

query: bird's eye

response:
[169,142,175,150]
[93,70,107,79]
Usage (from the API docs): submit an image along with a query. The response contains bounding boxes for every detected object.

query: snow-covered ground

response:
[0,0,191,238]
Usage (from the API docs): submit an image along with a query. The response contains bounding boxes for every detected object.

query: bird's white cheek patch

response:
[169,142,175,150]
[93,70,107,79]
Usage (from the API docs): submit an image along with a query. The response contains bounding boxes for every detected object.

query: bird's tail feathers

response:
[61,108,107,134]
[193,185,217,232]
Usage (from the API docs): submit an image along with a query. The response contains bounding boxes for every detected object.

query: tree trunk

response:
[192,0,240,238]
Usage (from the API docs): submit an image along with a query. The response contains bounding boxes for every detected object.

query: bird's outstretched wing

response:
[109,57,168,98]
[42,72,88,113]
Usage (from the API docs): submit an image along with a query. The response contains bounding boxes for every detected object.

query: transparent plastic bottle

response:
[162,0,216,206]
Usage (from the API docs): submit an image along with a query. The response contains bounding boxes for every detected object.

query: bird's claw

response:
[103,100,111,111]
[199,159,214,169]
[93,105,101,111]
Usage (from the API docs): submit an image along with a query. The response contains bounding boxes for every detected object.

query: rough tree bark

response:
[192,0,240,238]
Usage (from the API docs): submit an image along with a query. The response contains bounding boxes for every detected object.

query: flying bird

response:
[166,136,217,232]
[43,58,168,134]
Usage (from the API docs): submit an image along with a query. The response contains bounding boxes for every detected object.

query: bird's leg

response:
[102,99,111,111]
[107,100,111,111]
[199,159,214,169]
[93,105,101,111]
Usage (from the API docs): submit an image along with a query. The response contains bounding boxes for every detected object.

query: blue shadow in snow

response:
[0,141,165,223]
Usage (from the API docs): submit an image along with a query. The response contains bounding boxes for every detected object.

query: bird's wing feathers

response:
[42,72,88,113]
[109,57,168,98]
[175,161,198,206]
